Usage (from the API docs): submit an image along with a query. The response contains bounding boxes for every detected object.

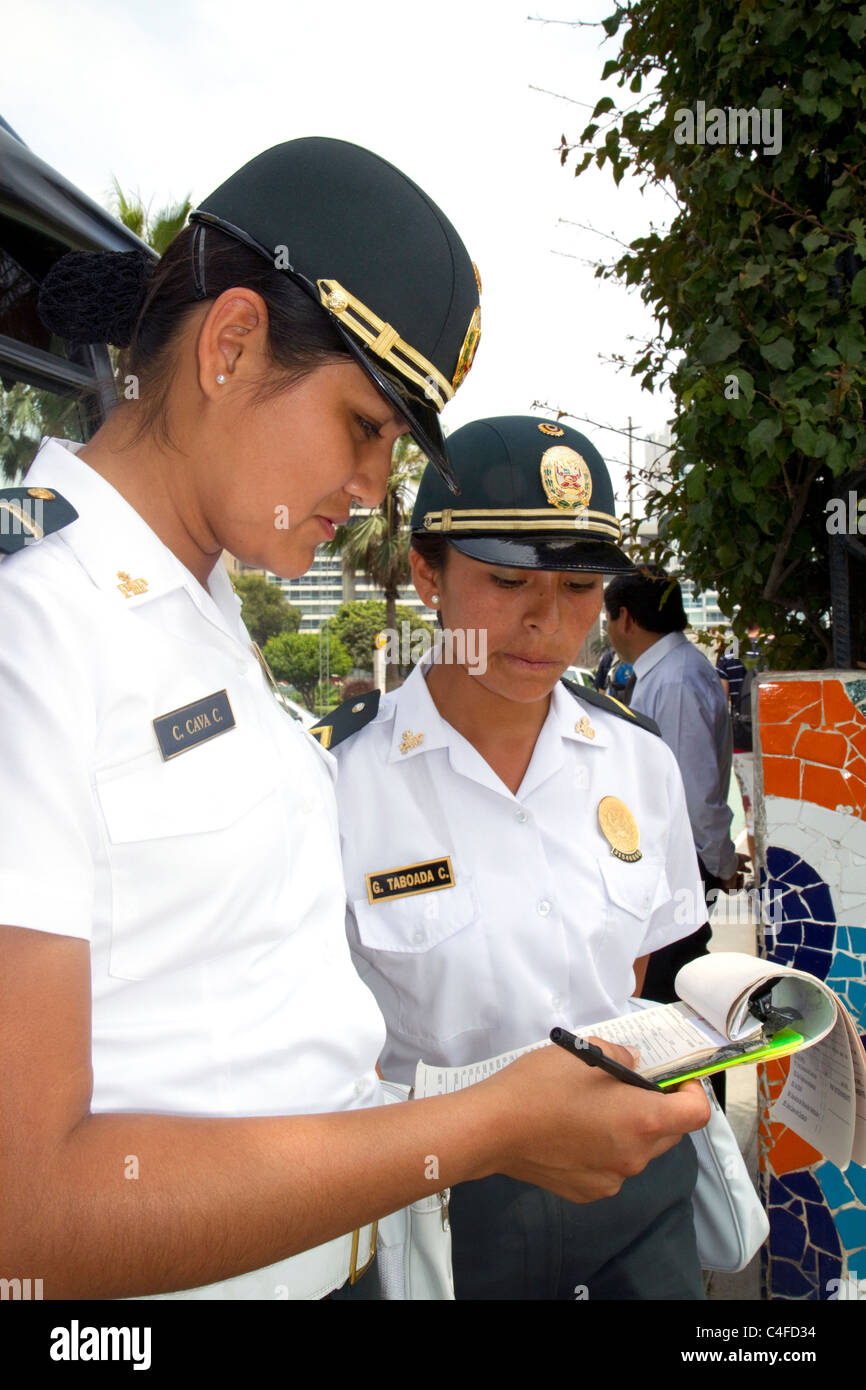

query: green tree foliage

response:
[325,436,426,689]
[327,599,433,672]
[109,178,191,255]
[262,632,351,711]
[232,573,301,647]
[560,0,866,667]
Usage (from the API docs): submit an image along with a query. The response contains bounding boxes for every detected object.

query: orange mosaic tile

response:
[763,1059,791,1089]
[795,729,848,767]
[761,724,798,756]
[764,757,801,799]
[801,763,860,811]
[853,727,866,761]
[768,1126,823,1176]
[846,756,866,785]
[839,720,865,739]
[822,678,858,724]
[758,682,821,723]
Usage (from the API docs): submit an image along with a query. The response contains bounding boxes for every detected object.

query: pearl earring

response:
[431,594,440,605]
[216,374,226,385]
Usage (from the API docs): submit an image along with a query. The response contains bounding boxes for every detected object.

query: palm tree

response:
[325,436,426,690]
[109,178,191,255]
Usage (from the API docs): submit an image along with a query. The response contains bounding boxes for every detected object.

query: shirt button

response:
[551,994,563,1011]
[413,929,425,945]
[515,809,528,824]
[537,899,551,917]
[354,1080,366,1098]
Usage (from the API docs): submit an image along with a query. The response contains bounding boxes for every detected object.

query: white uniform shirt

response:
[333,658,705,1083]
[0,439,386,1299]
[631,631,737,880]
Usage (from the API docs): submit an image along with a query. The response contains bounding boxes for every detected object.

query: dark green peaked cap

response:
[190,138,481,493]
[412,415,633,572]
[0,487,77,554]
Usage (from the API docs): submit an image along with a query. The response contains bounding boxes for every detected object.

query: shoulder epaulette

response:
[0,487,77,554]
[561,678,661,738]
[309,689,380,750]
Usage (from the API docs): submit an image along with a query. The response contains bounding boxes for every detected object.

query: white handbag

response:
[627,997,768,1272]
[690,1078,769,1272]
[375,1081,455,1300]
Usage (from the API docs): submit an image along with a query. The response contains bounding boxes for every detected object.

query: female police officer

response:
[0,143,707,1300]
[331,416,710,1300]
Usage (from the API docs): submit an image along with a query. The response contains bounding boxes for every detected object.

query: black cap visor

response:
[445,533,634,573]
[188,210,459,493]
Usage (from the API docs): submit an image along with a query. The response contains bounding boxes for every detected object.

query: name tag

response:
[366,856,454,904]
[153,691,236,760]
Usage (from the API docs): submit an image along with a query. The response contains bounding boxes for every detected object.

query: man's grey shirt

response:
[630,631,737,879]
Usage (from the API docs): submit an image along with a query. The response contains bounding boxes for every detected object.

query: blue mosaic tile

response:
[797,920,836,950]
[767,847,800,876]
[770,1206,807,1261]
[777,1169,823,1202]
[818,1251,842,1298]
[844,1162,866,1208]
[774,920,807,946]
[805,1200,842,1255]
[800,884,835,923]
[789,946,833,979]
[835,1206,866,1252]
[767,944,796,965]
[770,1176,792,1207]
[783,860,823,890]
[843,980,866,1020]
[816,1161,854,1209]
[770,1257,817,1297]
[829,952,865,979]
[848,927,866,954]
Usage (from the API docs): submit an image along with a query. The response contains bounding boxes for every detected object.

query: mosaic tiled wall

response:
[754,672,866,1299]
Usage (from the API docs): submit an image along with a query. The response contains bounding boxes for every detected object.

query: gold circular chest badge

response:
[540,446,592,512]
[452,305,481,389]
[598,796,642,862]
[538,422,564,437]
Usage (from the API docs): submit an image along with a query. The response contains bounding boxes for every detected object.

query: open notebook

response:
[411,953,866,1170]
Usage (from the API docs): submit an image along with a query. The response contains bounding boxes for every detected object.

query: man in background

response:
[604,569,739,1004]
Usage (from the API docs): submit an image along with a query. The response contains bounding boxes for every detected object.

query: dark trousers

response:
[450,1136,702,1301]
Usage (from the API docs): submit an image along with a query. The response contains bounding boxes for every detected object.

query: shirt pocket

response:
[96,744,281,981]
[596,854,673,985]
[349,881,497,1045]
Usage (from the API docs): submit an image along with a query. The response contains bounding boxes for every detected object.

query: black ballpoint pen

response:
[549,1027,664,1092]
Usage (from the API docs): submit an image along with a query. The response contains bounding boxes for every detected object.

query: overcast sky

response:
[4,0,676,497]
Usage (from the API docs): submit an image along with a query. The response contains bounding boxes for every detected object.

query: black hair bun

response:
[38,249,155,348]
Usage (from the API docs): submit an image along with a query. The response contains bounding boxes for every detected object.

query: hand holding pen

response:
[550,1027,664,1092]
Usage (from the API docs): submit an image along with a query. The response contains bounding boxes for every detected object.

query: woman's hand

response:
[475,1037,710,1203]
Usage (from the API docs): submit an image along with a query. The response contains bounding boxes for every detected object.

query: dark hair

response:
[604,567,687,634]
[38,227,352,445]
[410,532,450,627]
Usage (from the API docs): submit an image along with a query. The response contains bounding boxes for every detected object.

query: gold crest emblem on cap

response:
[598,796,642,862]
[540,446,593,512]
[538,423,564,437]
[27,487,55,501]
[452,306,481,390]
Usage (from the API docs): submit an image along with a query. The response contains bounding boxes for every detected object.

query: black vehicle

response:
[0,115,150,473]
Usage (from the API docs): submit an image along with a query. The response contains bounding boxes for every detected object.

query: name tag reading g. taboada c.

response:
[153,691,236,760]
[366,857,455,904]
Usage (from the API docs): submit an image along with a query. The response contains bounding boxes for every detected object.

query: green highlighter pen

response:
[652,1026,805,1089]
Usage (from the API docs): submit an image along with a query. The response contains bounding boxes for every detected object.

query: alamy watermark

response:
[673,101,782,156]
[0,496,45,545]
[825,492,865,535]
[375,622,487,675]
